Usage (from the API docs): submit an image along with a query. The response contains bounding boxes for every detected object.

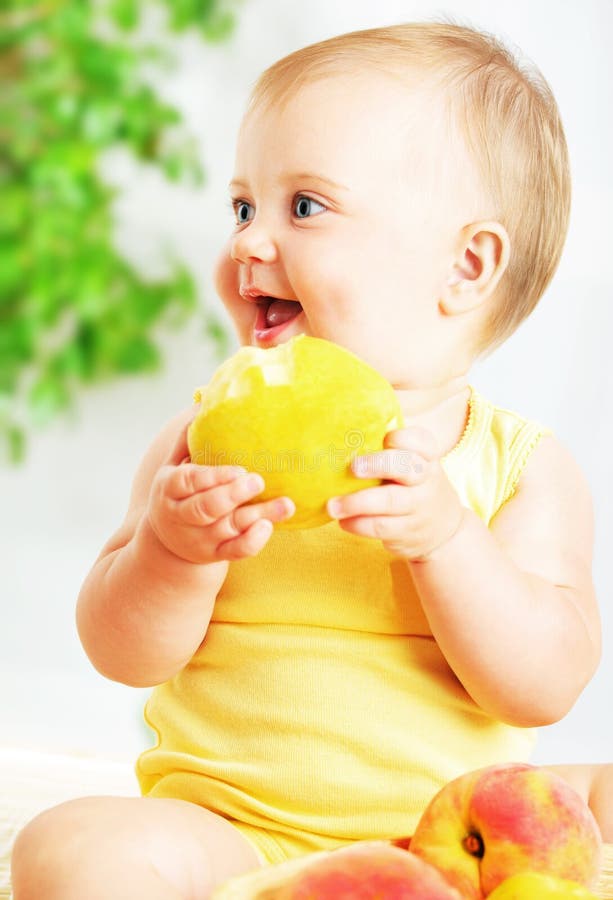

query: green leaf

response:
[203,312,232,359]
[114,335,160,373]
[0,421,26,465]
[28,376,71,426]
[2,0,237,463]
[200,9,236,43]
[108,0,140,31]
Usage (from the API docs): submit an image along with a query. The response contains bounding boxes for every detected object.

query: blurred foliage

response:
[1,0,240,463]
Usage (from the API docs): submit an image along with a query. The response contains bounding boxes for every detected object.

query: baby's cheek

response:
[212,240,238,304]
[213,244,251,336]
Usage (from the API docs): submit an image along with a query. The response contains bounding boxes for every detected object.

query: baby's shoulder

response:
[469,390,585,505]
[492,432,593,537]
[490,431,594,574]
[513,431,591,502]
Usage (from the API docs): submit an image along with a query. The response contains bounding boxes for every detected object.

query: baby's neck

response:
[394,375,471,458]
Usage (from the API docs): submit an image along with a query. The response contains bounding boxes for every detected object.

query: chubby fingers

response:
[327,483,415,522]
[167,463,248,502]
[212,494,295,558]
[175,467,261,521]
[345,426,440,487]
[326,428,440,522]
[149,464,295,564]
[199,485,295,561]
[383,425,440,459]
[174,466,294,527]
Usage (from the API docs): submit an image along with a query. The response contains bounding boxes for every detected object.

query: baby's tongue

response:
[266,299,302,326]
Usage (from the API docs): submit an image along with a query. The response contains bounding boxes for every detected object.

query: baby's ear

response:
[440,221,510,316]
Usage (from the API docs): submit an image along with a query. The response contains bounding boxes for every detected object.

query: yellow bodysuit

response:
[136,386,552,864]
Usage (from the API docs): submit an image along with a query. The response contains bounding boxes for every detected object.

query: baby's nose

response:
[230,217,278,265]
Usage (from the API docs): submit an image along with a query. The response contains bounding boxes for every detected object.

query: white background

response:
[1,0,611,767]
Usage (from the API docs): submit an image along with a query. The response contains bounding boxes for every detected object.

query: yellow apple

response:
[212,840,462,899]
[487,872,600,898]
[409,763,602,899]
[188,335,402,529]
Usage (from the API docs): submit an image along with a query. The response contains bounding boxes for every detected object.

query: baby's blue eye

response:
[234,201,254,224]
[294,196,326,218]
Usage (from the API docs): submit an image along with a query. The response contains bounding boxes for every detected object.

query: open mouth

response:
[254,297,304,342]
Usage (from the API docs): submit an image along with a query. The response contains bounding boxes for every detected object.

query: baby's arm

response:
[77,408,294,687]
[331,430,600,726]
[408,434,601,726]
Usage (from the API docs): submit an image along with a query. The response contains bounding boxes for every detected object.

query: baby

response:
[12,21,610,900]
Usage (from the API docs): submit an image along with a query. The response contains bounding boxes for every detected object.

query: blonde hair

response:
[247,23,571,355]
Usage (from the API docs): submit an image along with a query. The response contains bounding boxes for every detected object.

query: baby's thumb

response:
[166,416,195,467]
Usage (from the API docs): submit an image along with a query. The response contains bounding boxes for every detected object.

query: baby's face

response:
[215,71,478,386]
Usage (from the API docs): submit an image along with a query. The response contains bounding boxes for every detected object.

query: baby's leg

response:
[11,795,262,900]
[541,763,613,842]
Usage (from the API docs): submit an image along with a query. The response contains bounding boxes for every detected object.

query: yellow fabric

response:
[137,385,552,862]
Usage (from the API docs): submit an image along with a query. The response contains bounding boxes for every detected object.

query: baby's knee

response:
[12,796,174,899]
[10,795,246,899]
[12,797,103,897]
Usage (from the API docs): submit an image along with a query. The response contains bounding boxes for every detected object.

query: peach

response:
[409,763,602,899]
[487,872,599,898]
[212,840,462,899]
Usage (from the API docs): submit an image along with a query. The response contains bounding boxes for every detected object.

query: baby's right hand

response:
[146,433,295,565]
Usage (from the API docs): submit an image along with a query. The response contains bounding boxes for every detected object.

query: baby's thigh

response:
[11,795,262,900]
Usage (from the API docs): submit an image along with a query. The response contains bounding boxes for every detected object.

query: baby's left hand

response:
[327,427,465,561]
